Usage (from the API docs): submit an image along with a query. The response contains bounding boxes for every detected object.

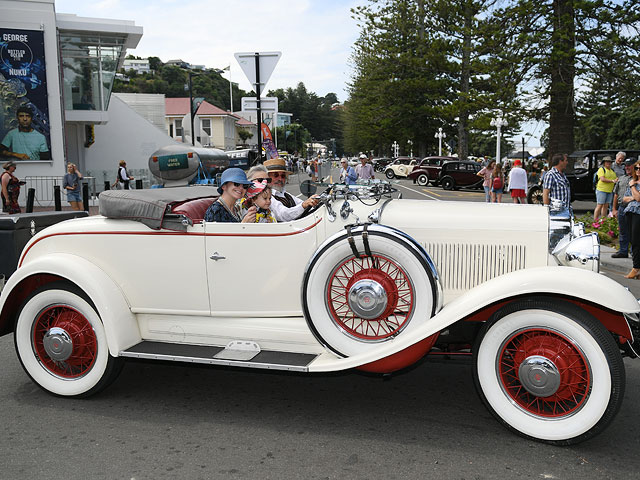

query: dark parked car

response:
[372,157,393,172]
[527,149,640,203]
[438,160,483,190]
[566,150,640,199]
[408,156,457,186]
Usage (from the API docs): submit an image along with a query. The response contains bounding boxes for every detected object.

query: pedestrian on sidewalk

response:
[507,159,528,204]
[356,154,375,180]
[340,159,357,185]
[115,160,134,190]
[613,151,626,177]
[490,163,505,203]
[612,158,635,258]
[63,163,83,211]
[622,160,640,279]
[1,161,23,214]
[477,159,496,203]
[594,156,617,222]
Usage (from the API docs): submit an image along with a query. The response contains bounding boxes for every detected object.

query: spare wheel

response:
[303,225,441,357]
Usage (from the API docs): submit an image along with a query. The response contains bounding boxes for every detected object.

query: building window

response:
[175,119,183,138]
[60,33,125,111]
[201,118,211,136]
[224,118,235,139]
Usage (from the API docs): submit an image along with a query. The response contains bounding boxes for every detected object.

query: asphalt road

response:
[2,175,639,480]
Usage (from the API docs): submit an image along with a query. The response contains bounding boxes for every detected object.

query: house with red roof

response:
[165,98,256,150]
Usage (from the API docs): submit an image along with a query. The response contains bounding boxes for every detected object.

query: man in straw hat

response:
[263,158,319,222]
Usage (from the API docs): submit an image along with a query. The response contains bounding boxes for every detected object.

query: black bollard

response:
[82,183,89,212]
[135,179,143,190]
[104,180,111,191]
[53,185,61,211]
[26,188,35,213]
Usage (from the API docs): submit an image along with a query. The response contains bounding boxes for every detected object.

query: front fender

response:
[308,267,639,372]
[0,254,141,356]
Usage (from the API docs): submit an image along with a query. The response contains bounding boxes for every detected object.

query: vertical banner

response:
[0,28,51,160]
[260,122,278,160]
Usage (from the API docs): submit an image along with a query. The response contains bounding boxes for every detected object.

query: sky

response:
[55,0,542,148]
[55,0,361,101]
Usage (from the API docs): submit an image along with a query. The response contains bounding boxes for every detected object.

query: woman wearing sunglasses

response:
[204,168,256,222]
[622,160,640,278]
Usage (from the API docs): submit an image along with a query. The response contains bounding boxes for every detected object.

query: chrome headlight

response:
[552,232,600,272]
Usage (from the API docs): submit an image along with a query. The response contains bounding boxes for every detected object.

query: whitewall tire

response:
[14,284,123,397]
[474,298,624,444]
[303,227,440,357]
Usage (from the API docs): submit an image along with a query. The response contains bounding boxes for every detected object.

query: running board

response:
[120,341,318,372]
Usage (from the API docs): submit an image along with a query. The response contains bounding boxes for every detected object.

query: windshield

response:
[566,155,589,174]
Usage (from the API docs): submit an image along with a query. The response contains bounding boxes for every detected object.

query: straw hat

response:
[263,158,291,174]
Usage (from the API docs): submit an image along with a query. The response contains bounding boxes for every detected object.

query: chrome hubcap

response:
[518,355,561,397]
[42,327,73,361]
[348,279,388,319]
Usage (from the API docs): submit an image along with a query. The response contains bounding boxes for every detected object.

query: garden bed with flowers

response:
[576,213,619,246]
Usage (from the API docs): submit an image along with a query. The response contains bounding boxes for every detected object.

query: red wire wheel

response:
[32,305,98,379]
[326,254,414,341]
[498,328,591,418]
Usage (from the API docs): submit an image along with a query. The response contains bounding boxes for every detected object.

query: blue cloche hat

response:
[217,167,252,194]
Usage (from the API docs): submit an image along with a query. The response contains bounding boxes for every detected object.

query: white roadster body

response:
[1,182,639,445]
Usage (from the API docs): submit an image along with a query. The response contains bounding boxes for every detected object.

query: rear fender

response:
[0,254,141,356]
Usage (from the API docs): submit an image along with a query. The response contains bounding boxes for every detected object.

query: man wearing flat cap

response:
[264,158,319,221]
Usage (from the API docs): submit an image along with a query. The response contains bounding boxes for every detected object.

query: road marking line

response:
[397,183,441,200]
[424,189,441,197]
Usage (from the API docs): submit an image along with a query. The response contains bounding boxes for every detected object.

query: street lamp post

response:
[434,127,446,156]
[490,113,507,163]
[392,141,399,158]
[407,139,413,157]
[227,65,233,113]
[187,71,195,146]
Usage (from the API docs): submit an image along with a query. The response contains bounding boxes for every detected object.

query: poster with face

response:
[0,28,51,160]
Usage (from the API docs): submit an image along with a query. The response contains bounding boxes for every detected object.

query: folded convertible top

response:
[98,186,218,230]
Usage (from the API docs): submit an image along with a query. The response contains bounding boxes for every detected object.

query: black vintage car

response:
[566,150,640,198]
[407,156,457,186]
[528,149,640,203]
[437,160,484,190]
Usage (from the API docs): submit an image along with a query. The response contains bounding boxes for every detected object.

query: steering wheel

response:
[299,186,332,218]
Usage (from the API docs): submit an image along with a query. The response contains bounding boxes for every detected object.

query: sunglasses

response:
[233,182,250,189]
[635,166,640,171]
[270,173,287,179]
[253,177,272,183]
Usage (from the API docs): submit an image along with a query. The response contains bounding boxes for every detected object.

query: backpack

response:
[593,167,604,189]
[492,175,503,190]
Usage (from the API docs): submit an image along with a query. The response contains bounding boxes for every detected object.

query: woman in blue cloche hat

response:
[204,168,256,222]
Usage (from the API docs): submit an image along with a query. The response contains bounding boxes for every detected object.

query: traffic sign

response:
[234,51,281,95]
[241,96,278,113]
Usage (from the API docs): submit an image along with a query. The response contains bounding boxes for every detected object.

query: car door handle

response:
[209,252,226,261]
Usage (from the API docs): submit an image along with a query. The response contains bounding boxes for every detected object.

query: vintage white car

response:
[1,181,639,446]
[384,157,417,179]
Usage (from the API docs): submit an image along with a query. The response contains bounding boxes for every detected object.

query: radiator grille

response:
[423,243,527,291]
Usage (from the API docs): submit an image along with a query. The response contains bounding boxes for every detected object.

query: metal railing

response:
[24,176,98,207]
[86,169,154,191]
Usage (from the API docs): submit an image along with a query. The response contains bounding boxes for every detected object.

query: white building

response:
[122,58,150,74]
[0,0,144,203]
[165,98,240,150]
